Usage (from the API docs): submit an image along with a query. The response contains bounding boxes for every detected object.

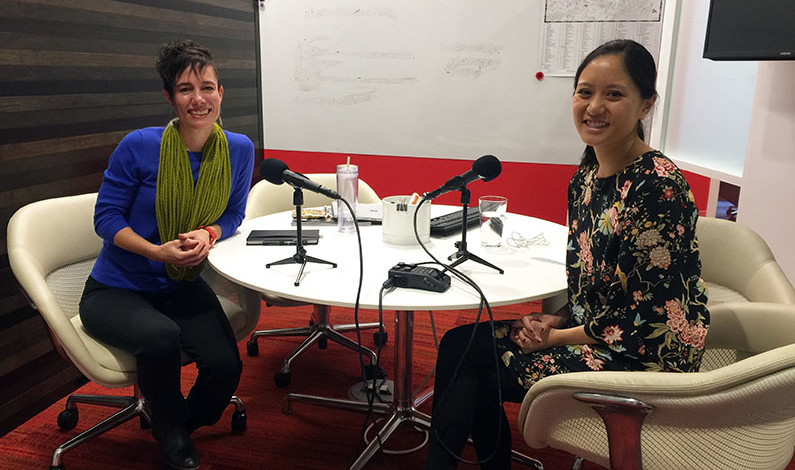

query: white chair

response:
[518,302,795,470]
[697,216,795,371]
[517,217,795,470]
[7,193,261,470]
[696,216,795,306]
[243,174,386,387]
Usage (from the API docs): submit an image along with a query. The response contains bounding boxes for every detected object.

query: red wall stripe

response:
[263,149,711,225]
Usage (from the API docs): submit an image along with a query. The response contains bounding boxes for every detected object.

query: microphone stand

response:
[266,186,337,286]
[446,186,504,274]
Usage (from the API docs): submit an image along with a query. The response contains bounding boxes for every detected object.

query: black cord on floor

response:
[412,197,506,467]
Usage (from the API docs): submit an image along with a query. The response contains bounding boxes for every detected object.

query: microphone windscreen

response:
[473,155,501,182]
[260,158,288,185]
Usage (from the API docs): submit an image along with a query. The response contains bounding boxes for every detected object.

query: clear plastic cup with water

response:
[479,195,507,247]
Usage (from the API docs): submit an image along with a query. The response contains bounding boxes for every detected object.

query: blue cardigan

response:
[90,126,254,292]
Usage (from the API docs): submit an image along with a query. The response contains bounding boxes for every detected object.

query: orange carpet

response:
[1,301,792,469]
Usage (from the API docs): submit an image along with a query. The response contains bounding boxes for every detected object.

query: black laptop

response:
[246,229,320,246]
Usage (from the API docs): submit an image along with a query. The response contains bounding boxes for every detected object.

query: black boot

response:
[151,419,200,470]
[184,418,200,436]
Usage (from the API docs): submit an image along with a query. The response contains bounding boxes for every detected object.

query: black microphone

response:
[423,155,501,200]
[260,158,341,200]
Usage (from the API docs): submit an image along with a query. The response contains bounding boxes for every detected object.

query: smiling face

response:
[572,54,654,156]
[163,65,223,136]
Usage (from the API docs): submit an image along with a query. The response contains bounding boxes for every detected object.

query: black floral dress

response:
[495,150,710,390]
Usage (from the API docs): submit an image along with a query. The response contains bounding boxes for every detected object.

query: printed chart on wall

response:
[540,0,664,76]
[258,0,668,165]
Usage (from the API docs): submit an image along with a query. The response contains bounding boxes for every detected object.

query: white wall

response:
[662,0,756,184]
[257,0,674,166]
[256,0,795,283]
[737,61,795,284]
[258,0,583,164]
[661,0,794,284]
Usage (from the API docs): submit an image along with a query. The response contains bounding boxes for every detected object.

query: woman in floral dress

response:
[425,39,710,470]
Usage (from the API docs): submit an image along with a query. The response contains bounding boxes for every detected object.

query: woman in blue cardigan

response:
[79,39,254,470]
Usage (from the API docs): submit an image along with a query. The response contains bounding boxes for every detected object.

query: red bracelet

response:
[198,225,217,245]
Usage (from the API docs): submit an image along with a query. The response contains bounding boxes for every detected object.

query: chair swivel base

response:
[246,305,385,388]
[49,388,246,470]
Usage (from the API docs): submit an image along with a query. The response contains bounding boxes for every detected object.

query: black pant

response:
[425,322,528,470]
[79,276,242,428]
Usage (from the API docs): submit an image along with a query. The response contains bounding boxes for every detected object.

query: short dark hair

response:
[156,39,219,99]
[574,39,658,166]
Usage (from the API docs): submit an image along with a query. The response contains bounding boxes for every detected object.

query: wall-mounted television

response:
[703,0,794,61]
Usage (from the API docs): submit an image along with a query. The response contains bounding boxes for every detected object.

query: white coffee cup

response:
[382,196,431,245]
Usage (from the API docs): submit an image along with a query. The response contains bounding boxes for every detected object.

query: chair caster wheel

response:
[57,408,78,430]
[373,330,388,346]
[274,371,291,388]
[318,336,328,350]
[246,340,259,357]
[363,364,387,381]
[231,410,247,432]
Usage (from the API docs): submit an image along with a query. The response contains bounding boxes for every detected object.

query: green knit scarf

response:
[156,119,231,281]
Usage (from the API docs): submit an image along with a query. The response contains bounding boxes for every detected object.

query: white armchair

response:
[7,193,260,470]
[518,302,795,470]
[517,217,795,470]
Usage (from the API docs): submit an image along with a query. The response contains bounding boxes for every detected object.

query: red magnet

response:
[535,71,545,80]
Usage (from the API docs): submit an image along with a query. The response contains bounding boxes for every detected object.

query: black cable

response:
[340,197,390,470]
[367,280,394,460]
[350,196,508,467]
[411,197,506,466]
[352,281,391,468]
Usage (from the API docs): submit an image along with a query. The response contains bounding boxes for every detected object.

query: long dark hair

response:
[574,39,658,166]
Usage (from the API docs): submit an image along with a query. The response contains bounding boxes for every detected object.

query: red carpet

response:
[1,301,793,469]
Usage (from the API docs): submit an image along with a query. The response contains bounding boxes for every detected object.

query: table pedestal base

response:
[283,309,542,470]
[285,391,432,470]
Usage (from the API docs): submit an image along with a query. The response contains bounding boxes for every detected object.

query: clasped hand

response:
[159,229,212,267]
[510,313,565,353]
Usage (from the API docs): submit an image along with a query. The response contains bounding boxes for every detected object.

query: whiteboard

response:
[258,0,663,164]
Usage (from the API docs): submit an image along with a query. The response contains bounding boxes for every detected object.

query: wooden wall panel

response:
[0,0,260,435]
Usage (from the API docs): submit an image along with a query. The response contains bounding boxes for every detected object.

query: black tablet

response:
[246,229,320,246]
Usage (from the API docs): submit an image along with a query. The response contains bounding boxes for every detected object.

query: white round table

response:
[208,204,567,469]
[209,206,567,310]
